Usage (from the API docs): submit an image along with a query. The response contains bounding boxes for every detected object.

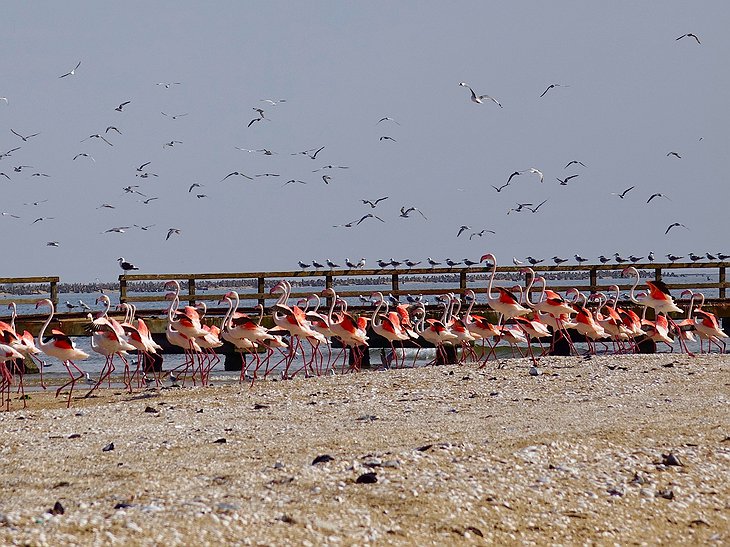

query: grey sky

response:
[1,2,727,281]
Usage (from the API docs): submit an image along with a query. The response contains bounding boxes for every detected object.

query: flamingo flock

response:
[0,256,727,410]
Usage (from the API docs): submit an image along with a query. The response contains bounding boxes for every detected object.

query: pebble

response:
[312,454,334,465]
[355,472,378,484]
[102,442,115,452]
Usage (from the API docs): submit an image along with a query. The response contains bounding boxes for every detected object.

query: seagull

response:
[614,253,629,264]
[457,225,471,237]
[105,126,121,134]
[508,202,533,215]
[313,165,349,172]
[326,259,340,268]
[507,171,521,184]
[491,182,510,192]
[345,258,358,268]
[0,173,11,180]
[666,151,681,159]
[133,224,155,231]
[235,147,276,155]
[356,258,366,268]
[647,193,670,203]
[10,129,40,142]
[188,183,203,193]
[115,101,131,112]
[389,258,403,268]
[377,117,401,125]
[47,241,60,247]
[557,174,579,185]
[196,193,208,199]
[598,255,611,264]
[291,146,325,160]
[82,134,113,146]
[400,206,428,220]
[648,251,655,262]
[405,259,421,268]
[261,98,286,105]
[688,252,703,262]
[78,300,91,311]
[666,254,684,263]
[676,33,701,44]
[512,257,524,266]
[463,258,478,267]
[32,217,54,224]
[445,258,462,267]
[1,212,20,218]
[73,153,95,162]
[161,112,188,120]
[298,261,310,269]
[564,160,587,169]
[31,172,50,178]
[361,197,389,208]
[469,229,495,240]
[221,171,254,181]
[118,257,139,271]
[0,97,7,104]
[156,82,181,88]
[552,256,569,265]
[377,259,391,268]
[427,257,441,267]
[706,253,718,261]
[247,117,263,127]
[0,146,21,159]
[526,199,548,213]
[525,256,544,266]
[105,226,130,234]
[141,197,159,204]
[628,255,644,262]
[356,213,385,225]
[255,173,280,177]
[25,199,48,206]
[612,186,634,199]
[322,175,332,184]
[59,61,81,78]
[311,260,325,269]
[166,228,181,240]
[136,161,151,172]
[123,185,146,196]
[97,203,115,209]
[717,253,730,261]
[379,136,397,142]
[163,140,182,148]
[458,82,502,107]
[283,179,307,186]
[665,222,688,235]
[540,83,568,97]
[525,168,544,182]
[574,254,589,264]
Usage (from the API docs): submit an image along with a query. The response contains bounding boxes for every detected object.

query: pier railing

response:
[0,276,59,307]
[118,261,728,310]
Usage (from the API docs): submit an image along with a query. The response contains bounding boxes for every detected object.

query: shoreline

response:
[1,354,728,545]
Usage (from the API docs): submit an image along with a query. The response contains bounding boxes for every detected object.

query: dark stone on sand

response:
[102,442,115,452]
[355,472,378,484]
[68,433,81,439]
[144,406,159,414]
[661,453,684,466]
[312,454,334,465]
[49,501,65,515]
[114,502,135,510]
[213,438,227,444]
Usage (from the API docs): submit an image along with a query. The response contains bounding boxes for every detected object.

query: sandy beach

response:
[0,354,728,546]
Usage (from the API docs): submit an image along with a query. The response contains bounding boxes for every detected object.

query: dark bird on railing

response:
[463,258,478,267]
[345,258,358,268]
[647,251,655,262]
[427,257,441,267]
[614,253,630,264]
[377,259,390,268]
[298,261,310,269]
[688,252,703,262]
[598,255,611,264]
[552,256,569,265]
[574,254,589,264]
[326,259,340,269]
[665,222,688,235]
[666,254,683,263]
[118,257,138,271]
[445,258,462,267]
[717,252,730,261]
[525,256,544,266]
[388,258,402,268]
[706,253,717,261]
[405,259,422,268]
[312,260,324,269]
[628,255,644,263]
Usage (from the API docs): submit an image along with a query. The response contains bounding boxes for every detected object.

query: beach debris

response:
[213,438,227,444]
[216,502,240,513]
[529,366,542,376]
[53,481,70,489]
[48,501,65,515]
[312,454,334,465]
[661,453,684,466]
[68,433,81,439]
[144,406,159,414]
[253,403,269,410]
[279,514,297,524]
[114,502,135,510]
[416,444,434,452]
[102,442,115,452]
[355,472,378,484]
[355,414,379,422]
[656,489,675,500]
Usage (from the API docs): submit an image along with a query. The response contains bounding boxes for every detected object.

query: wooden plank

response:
[0,276,59,283]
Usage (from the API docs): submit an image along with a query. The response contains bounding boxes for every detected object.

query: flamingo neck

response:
[37,301,54,350]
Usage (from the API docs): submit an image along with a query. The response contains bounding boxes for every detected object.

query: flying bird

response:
[133,224,155,231]
[82,134,113,146]
[525,168,544,182]
[221,171,254,181]
[32,217,54,224]
[361,197,389,208]
[379,136,397,142]
[115,101,131,112]
[166,228,181,240]
[491,182,510,193]
[564,160,587,169]
[104,226,130,234]
[469,229,495,240]
[356,213,385,225]
[612,186,635,199]
[457,225,471,237]
[377,117,401,125]
[163,140,182,148]
[507,171,521,184]
[557,174,579,185]
[540,83,568,97]
[665,222,688,235]
[292,145,325,160]
[136,161,151,172]
[161,112,188,120]
[156,82,181,88]
[647,193,670,203]
[283,179,307,186]
[666,151,681,159]
[458,82,503,107]
[46,241,60,247]
[400,206,428,220]
[10,129,40,142]
[188,183,203,193]
[676,33,701,44]
[59,61,81,78]
[0,172,10,181]
[261,98,286,105]
[73,153,95,162]
[247,117,263,127]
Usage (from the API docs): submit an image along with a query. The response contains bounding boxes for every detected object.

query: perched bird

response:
[574,254,589,264]
[706,253,718,261]
[666,254,684,263]
[445,258,462,267]
[326,259,340,268]
[377,259,390,268]
[166,228,181,240]
[628,255,644,263]
[59,61,81,78]
[389,258,402,268]
[405,259,421,268]
[64,301,77,310]
[647,251,655,262]
[614,253,629,264]
[525,256,544,266]
[118,257,138,271]
[688,252,703,262]
[457,225,471,237]
[426,257,441,267]
[356,258,366,268]
[552,256,568,265]
[463,258,478,267]
[345,258,358,268]
[665,222,688,235]
[458,82,503,107]
[312,260,324,269]
[115,101,131,112]
[676,33,701,44]
[298,261,311,269]
[361,197,388,208]
[647,193,670,203]
[598,255,611,264]
[717,253,730,261]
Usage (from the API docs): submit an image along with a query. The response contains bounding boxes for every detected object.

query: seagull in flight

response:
[491,181,510,193]
[377,117,401,125]
[564,160,587,169]
[469,229,495,240]
[14,165,33,172]
[283,179,307,186]
[82,134,113,146]
[557,174,579,185]
[115,101,131,112]
[507,171,521,184]
[10,129,40,142]
[188,183,203,193]
[361,196,388,208]
[676,33,701,44]
[133,224,155,231]
[665,222,688,235]
[136,161,151,172]
[156,82,181,88]
[457,225,471,237]
[47,241,60,247]
[161,112,188,119]
[261,98,286,105]
[400,206,428,220]
[166,228,181,240]
[612,186,634,199]
[379,136,397,142]
[292,146,325,160]
[73,153,95,162]
[526,199,548,213]
[0,146,21,159]
[667,151,681,159]
[458,82,503,107]
[163,140,182,148]
[32,217,54,224]
[525,168,544,183]
[647,193,670,203]
[312,165,348,172]
[540,83,569,97]
[59,61,81,78]
[0,172,11,181]
[221,171,254,181]
[123,185,146,196]
[104,226,130,234]
[356,213,385,225]
[105,126,122,135]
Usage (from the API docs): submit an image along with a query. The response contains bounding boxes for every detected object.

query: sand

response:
[0,354,728,546]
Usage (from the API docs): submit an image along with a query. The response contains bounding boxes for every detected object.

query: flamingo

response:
[0,343,24,410]
[411,300,458,365]
[321,288,369,372]
[521,272,579,355]
[690,291,728,352]
[463,290,502,362]
[163,290,203,385]
[370,292,410,368]
[35,299,90,407]
[218,294,262,384]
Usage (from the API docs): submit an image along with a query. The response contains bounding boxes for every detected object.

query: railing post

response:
[119,275,127,304]
[391,273,399,296]
[460,271,467,297]
[258,276,266,308]
[720,266,726,299]
[50,278,59,308]
[589,268,597,293]
[188,278,196,305]
[655,267,662,282]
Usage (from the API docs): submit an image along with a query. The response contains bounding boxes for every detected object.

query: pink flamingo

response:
[370,292,410,368]
[690,291,728,352]
[321,288,369,372]
[0,343,24,410]
[35,299,90,407]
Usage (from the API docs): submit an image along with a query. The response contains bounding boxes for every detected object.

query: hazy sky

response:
[1,2,727,282]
